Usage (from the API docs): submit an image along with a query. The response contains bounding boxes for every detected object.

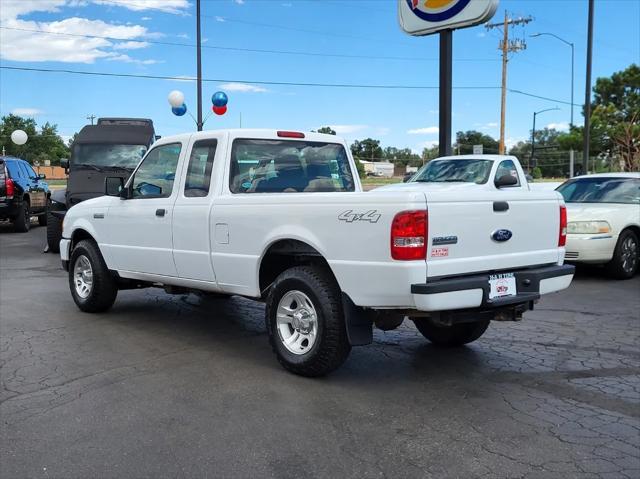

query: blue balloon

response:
[212,91,228,107]
[172,103,187,116]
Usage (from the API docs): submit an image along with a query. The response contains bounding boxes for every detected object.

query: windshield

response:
[557,177,640,205]
[411,159,493,184]
[72,143,148,170]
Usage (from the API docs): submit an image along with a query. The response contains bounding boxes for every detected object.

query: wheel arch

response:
[70,228,96,250]
[258,238,342,297]
[621,224,640,244]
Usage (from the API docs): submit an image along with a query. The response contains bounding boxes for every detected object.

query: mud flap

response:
[341,293,373,346]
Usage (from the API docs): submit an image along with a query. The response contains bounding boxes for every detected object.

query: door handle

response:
[493,201,509,212]
[155,208,166,217]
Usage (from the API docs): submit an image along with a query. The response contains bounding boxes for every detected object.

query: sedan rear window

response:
[229,139,355,193]
[557,178,640,204]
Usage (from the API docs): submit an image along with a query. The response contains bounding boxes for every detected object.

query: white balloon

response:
[11,129,28,145]
[168,90,185,108]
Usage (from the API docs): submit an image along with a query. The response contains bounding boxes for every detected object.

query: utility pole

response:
[583,0,595,174]
[86,114,96,125]
[438,30,453,157]
[486,12,533,154]
[196,0,203,131]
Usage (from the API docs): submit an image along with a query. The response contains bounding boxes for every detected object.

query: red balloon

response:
[212,105,227,115]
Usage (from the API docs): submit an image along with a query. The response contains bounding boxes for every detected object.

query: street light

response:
[531,107,560,171]
[530,33,575,127]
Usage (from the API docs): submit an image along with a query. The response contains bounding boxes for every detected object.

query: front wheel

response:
[412,318,490,347]
[606,229,639,279]
[69,239,118,313]
[265,266,351,377]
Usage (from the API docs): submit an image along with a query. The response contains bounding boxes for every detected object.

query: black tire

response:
[412,318,490,347]
[13,201,30,233]
[69,239,118,313]
[605,229,639,279]
[38,199,50,226]
[265,265,351,377]
[46,210,63,253]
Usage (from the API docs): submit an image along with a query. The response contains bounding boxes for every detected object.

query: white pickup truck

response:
[60,130,574,376]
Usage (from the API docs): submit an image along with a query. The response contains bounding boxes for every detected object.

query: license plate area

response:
[489,273,517,299]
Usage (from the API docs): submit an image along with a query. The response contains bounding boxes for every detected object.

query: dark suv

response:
[0,157,50,232]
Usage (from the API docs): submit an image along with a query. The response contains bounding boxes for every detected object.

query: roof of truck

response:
[153,129,344,146]
[432,154,519,162]
[74,122,155,145]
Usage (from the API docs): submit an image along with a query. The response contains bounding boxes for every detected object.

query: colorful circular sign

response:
[406,0,471,22]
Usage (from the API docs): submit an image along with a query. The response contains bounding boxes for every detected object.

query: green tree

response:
[590,64,639,170]
[316,126,336,135]
[421,144,439,162]
[454,130,499,155]
[382,146,420,166]
[0,114,70,165]
[350,138,383,162]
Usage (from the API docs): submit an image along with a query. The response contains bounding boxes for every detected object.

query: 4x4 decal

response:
[338,210,381,224]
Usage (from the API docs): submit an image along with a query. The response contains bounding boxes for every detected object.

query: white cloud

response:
[219,82,268,93]
[177,33,189,39]
[413,140,438,154]
[546,122,570,131]
[141,16,151,21]
[215,16,225,22]
[0,4,159,64]
[113,40,149,50]
[328,125,368,135]
[505,137,525,150]
[234,0,245,4]
[93,0,190,14]
[11,108,43,116]
[106,54,161,65]
[407,126,439,135]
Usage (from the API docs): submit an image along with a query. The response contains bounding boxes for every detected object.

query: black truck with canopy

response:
[47,118,156,252]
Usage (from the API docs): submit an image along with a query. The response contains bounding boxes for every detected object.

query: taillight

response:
[5,178,15,198]
[391,210,427,260]
[559,205,567,246]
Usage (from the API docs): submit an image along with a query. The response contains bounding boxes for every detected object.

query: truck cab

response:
[47,118,156,252]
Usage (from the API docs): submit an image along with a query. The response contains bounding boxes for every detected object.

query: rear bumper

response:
[411,264,575,312]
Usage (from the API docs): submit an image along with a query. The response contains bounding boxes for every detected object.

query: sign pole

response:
[196,0,203,131]
[439,30,453,157]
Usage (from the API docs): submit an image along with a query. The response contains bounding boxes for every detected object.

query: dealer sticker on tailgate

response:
[488,273,517,299]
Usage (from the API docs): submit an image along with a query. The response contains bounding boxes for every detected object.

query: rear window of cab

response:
[229,139,355,194]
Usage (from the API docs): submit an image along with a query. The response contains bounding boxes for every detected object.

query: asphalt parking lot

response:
[1,224,639,479]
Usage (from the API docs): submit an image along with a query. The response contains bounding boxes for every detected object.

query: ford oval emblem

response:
[491,229,513,242]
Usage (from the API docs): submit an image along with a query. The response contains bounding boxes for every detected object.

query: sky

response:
[0,0,638,154]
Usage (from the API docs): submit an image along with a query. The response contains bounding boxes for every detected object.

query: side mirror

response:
[495,174,518,188]
[105,177,125,197]
[60,158,69,171]
[38,173,46,180]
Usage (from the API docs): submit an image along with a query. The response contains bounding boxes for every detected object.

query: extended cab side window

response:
[496,160,520,186]
[184,139,217,197]
[229,139,355,193]
[131,143,181,199]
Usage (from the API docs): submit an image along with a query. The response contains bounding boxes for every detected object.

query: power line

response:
[0,65,491,90]
[0,26,498,63]
[0,65,577,106]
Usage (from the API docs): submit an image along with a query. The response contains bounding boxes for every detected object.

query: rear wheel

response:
[69,239,118,313]
[13,201,30,233]
[265,265,351,377]
[46,209,63,253]
[412,318,490,347]
[606,229,639,279]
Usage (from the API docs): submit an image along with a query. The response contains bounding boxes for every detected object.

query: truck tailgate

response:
[426,190,562,278]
